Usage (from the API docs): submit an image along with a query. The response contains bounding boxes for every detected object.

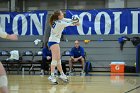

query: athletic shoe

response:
[59,74,69,82]
[40,70,44,76]
[80,71,85,76]
[48,75,58,85]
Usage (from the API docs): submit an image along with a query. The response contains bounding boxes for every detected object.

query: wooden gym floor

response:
[7,73,140,93]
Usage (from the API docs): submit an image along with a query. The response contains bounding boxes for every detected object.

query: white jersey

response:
[48,18,74,43]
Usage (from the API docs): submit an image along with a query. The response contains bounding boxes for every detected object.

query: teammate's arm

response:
[0,30,8,39]
[0,26,18,40]
[0,31,18,40]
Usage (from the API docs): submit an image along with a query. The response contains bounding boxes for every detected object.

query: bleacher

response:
[61,35,138,71]
[0,34,138,74]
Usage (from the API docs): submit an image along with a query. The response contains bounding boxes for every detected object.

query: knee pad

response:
[0,75,8,87]
[57,60,61,65]
[51,60,57,66]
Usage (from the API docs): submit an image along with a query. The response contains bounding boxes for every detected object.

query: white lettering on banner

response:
[77,12,92,35]
[94,12,111,35]
[0,14,10,32]
[0,13,45,35]
[13,14,27,35]
[73,10,140,35]
[113,12,128,34]
[113,12,122,34]
[131,11,140,34]
[29,13,44,35]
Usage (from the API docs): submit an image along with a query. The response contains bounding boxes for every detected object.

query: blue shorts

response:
[48,42,59,48]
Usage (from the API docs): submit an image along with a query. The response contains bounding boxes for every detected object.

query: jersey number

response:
[52,23,56,28]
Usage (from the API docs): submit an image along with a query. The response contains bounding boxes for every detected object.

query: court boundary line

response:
[124,85,140,93]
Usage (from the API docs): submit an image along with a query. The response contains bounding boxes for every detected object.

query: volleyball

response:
[72,15,79,23]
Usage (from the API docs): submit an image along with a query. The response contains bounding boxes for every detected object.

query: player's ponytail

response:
[49,10,61,27]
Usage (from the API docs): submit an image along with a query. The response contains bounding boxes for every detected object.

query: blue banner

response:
[0,10,47,35]
[64,8,140,35]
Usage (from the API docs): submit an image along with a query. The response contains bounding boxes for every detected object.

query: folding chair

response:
[0,50,10,72]
[32,51,43,74]
[20,51,34,75]
[61,50,71,74]
[6,50,21,74]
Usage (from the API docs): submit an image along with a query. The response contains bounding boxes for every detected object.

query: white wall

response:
[10,0,16,11]
[107,0,125,8]
[126,0,140,8]
[0,1,10,11]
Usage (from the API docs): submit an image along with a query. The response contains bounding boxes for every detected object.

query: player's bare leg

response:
[0,62,8,93]
[48,44,68,84]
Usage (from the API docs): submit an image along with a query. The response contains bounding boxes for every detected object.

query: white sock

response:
[61,72,65,76]
[51,73,55,76]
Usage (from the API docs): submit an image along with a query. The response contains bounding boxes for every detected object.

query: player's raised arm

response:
[61,15,80,27]
[60,20,80,28]
[62,18,72,22]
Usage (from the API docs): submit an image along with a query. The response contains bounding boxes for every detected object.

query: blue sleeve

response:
[42,48,46,58]
[49,51,52,57]
[71,48,74,56]
[80,47,85,57]
[47,50,52,57]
